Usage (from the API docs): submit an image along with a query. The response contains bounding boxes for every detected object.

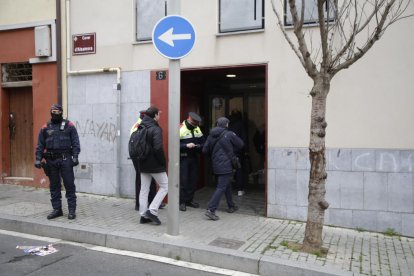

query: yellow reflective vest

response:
[179,121,203,140]
[130,118,142,135]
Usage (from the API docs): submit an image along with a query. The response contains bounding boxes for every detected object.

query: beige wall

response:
[0,0,55,25]
[66,0,414,149]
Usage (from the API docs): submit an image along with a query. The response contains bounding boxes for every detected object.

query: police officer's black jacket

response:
[202,127,244,175]
[35,120,81,161]
[138,115,167,173]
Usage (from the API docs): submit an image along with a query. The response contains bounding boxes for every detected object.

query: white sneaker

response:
[238,190,245,196]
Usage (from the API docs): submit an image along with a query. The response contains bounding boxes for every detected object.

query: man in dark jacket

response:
[202,117,244,220]
[138,106,168,225]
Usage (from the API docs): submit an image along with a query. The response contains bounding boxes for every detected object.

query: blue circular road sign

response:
[152,15,196,60]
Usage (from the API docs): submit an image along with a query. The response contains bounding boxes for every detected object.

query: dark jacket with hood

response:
[138,115,167,173]
[202,127,244,175]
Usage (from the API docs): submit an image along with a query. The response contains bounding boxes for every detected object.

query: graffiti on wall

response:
[351,151,414,172]
[75,119,117,143]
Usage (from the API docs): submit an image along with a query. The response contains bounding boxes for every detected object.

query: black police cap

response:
[188,112,201,123]
[50,104,63,112]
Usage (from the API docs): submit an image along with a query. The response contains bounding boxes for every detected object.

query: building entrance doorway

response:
[7,87,34,178]
[181,65,266,216]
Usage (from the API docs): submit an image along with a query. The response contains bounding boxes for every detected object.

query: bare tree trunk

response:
[302,75,330,252]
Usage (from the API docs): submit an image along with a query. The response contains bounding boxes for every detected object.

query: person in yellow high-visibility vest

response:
[179,112,205,211]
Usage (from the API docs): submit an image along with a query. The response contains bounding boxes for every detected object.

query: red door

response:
[9,87,33,177]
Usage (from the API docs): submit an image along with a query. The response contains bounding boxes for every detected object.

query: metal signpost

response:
[152,6,195,236]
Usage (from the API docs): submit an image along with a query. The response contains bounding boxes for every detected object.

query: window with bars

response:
[136,0,167,41]
[284,0,336,26]
[219,0,264,33]
[1,63,32,83]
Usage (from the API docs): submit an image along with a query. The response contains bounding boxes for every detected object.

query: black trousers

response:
[47,157,76,211]
[180,156,199,204]
[234,153,247,191]
[132,157,156,207]
[207,173,235,212]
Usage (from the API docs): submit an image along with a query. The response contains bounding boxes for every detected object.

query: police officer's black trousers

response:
[180,156,199,204]
[47,157,77,211]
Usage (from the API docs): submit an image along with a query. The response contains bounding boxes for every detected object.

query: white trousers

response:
[139,172,168,217]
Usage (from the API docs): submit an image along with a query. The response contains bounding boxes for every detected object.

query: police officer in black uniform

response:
[35,104,81,220]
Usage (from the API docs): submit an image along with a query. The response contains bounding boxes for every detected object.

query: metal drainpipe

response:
[65,0,122,196]
[56,0,62,105]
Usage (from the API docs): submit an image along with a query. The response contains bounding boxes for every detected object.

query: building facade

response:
[1,0,413,236]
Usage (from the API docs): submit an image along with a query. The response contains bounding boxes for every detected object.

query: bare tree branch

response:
[330,0,359,69]
[331,0,397,75]
[270,0,306,67]
[318,0,330,72]
[288,0,318,78]
[272,0,412,78]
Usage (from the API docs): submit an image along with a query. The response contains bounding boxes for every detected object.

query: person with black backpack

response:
[129,110,157,212]
[137,106,168,225]
[202,117,244,221]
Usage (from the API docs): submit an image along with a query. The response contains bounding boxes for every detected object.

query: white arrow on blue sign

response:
[152,15,196,60]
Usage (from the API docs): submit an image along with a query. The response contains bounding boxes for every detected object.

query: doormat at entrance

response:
[209,237,245,250]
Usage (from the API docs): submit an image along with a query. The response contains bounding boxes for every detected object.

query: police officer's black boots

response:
[47,209,63,220]
[68,209,76,220]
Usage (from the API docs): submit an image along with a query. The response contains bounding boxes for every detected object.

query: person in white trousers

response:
[138,106,168,225]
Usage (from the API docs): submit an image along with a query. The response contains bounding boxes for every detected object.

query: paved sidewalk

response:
[0,184,413,276]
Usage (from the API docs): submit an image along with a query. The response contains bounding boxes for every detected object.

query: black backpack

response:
[129,125,151,160]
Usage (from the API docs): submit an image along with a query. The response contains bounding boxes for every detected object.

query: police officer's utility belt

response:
[180,152,197,158]
[44,152,70,160]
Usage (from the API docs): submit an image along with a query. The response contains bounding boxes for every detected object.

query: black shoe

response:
[186,202,199,208]
[205,210,219,221]
[179,203,187,211]
[47,209,63,220]
[227,206,239,213]
[68,211,76,219]
[140,217,151,224]
[145,210,161,225]
[159,203,166,209]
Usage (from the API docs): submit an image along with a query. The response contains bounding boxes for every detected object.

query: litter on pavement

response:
[16,244,58,256]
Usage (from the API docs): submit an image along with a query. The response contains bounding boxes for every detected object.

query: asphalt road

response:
[0,230,252,276]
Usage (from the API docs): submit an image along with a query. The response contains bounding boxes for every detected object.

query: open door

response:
[208,93,265,185]
[8,87,33,177]
[181,65,266,216]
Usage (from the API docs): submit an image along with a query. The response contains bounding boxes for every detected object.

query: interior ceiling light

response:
[226,74,236,78]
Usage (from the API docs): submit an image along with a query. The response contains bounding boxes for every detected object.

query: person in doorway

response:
[130,110,156,211]
[228,109,247,196]
[34,104,81,220]
[138,106,168,225]
[202,117,244,220]
[253,124,265,157]
[179,112,205,211]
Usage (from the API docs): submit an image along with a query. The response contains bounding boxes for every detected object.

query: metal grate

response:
[2,63,32,83]
[209,237,245,250]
